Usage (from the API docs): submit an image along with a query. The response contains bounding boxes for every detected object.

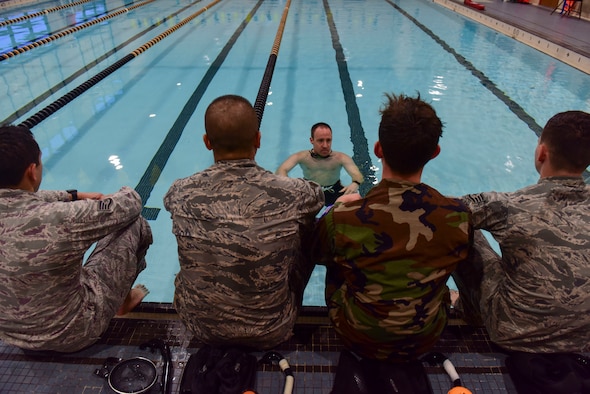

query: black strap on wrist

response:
[67,189,78,201]
[352,180,361,185]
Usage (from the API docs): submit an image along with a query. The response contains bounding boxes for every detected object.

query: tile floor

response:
[0,306,519,393]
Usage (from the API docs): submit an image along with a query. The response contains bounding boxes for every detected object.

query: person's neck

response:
[381,166,423,184]
[539,166,581,179]
[213,151,256,162]
[310,149,332,159]
[11,181,35,192]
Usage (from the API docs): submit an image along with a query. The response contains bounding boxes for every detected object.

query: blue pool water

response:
[1,0,589,305]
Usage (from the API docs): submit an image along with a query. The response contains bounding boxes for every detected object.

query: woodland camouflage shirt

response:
[313,179,472,361]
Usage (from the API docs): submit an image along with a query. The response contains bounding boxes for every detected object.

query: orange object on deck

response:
[464,0,486,10]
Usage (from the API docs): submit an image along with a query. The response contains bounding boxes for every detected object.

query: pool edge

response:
[433,0,590,74]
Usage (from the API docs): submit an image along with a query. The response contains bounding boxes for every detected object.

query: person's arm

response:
[310,210,335,267]
[335,193,361,204]
[461,192,509,231]
[62,186,143,240]
[339,154,364,194]
[311,209,346,303]
[35,190,103,202]
[35,187,144,256]
[75,191,104,200]
[276,152,304,177]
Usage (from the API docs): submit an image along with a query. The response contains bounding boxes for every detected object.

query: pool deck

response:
[1,306,517,394]
[438,0,590,73]
[1,1,589,393]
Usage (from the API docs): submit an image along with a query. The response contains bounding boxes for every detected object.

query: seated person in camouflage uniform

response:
[276,122,364,206]
[312,93,473,363]
[0,125,153,353]
[164,95,324,350]
[453,110,590,353]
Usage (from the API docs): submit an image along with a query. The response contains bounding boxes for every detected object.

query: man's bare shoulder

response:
[298,150,321,163]
[287,150,310,161]
[331,151,353,163]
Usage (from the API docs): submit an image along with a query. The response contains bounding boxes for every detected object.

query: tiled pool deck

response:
[0,307,518,393]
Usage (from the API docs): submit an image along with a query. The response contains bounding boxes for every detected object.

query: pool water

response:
[1,0,589,305]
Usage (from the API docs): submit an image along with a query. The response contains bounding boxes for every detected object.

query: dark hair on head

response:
[378,92,443,174]
[0,125,41,188]
[540,111,590,173]
[311,122,332,139]
[204,95,259,153]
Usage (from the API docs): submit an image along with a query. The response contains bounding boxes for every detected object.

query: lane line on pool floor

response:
[323,0,377,195]
[137,0,266,220]
[2,0,205,126]
[389,0,590,181]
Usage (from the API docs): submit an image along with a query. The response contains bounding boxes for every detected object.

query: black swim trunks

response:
[322,180,343,206]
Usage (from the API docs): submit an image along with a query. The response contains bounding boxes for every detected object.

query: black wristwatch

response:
[67,189,78,201]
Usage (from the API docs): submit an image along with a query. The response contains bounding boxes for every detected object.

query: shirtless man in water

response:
[276,122,364,206]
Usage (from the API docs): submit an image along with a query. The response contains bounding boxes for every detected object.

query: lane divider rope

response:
[18,0,223,129]
[253,0,292,125]
[0,0,95,27]
[0,0,156,61]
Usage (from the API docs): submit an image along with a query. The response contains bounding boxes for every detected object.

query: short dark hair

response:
[204,95,259,153]
[540,111,590,173]
[311,122,332,139]
[0,125,41,188]
[378,93,443,174]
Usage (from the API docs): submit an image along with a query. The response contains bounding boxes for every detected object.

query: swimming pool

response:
[1,0,589,305]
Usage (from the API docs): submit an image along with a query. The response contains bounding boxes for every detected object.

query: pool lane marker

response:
[18,0,224,130]
[386,0,590,182]
[253,0,292,125]
[0,0,95,28]
[322,0,378,195]
[138,0,266,220]
[0,0,157,61]
[2,0,204,126]
[385,0,542,135]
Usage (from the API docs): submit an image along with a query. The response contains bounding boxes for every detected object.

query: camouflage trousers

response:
[451,230,500,327]
[53,216,152,352]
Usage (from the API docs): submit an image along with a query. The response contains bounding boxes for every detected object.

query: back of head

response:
[0,125,40,188]
[378,93,443,174]
[541,111,590,173]
[204,95,259,155]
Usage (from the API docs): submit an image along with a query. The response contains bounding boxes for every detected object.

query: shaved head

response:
[204,95,259,156]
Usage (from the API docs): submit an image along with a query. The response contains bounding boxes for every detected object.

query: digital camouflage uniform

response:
[164,159,324,349]
[456,176,590,353]
[313,180,472,362]
[0,186,152,352]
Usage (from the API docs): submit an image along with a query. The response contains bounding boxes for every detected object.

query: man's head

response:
[0,125,42,190]
[536,110,590,176]
[376,93,442,175]
[203,95,260,160]
[310,122,332,158]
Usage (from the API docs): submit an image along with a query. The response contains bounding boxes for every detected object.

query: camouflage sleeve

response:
[311,208,335,266]
[163,181,177,213]
[311,207,345,304]
[295,179,325,217]
[163,179,187,215]
[461,192,510,233]
[52,186,143,245]
[36,190,73,202]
